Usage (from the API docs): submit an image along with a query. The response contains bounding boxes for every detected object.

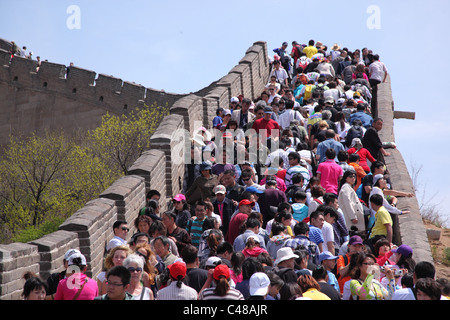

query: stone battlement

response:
[0,38,186,145]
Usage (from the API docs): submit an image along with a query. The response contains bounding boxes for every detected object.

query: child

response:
[292,190,309,222]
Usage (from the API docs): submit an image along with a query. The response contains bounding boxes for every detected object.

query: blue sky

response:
[1,0,449,226]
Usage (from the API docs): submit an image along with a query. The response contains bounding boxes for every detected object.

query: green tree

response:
[87,103,169,176]
[0,103,168,243]
[0,131,116,242]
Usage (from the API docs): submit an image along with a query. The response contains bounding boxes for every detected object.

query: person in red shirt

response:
[347,138,376,173]
[251,106,281,139]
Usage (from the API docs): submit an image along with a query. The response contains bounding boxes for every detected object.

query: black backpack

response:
[313,84,326,98]
[345,125,364,148]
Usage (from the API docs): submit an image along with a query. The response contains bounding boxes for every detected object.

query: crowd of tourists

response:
[20,40,449,301]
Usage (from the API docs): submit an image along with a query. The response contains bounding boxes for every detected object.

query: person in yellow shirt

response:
[369,193,393,246]
[303,40,318,59]
[297,274,331,300]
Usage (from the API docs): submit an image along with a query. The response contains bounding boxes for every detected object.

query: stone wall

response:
[0,37,185,146]
[0,41,270,299]
[377,77,433,264]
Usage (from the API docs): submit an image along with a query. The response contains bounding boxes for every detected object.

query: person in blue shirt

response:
[319,251,340,293]
[315,129,345,163]
[213,107,224,128]
[348,102,373,129]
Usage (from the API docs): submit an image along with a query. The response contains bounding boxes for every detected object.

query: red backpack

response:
[297,56,309,71]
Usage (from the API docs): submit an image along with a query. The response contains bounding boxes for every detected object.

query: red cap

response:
[238,199,255,207]
[168,261,187,280]
[213,264,230,280]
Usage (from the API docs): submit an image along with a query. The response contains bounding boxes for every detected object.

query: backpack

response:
[293,45,302,60]
[312,84,326,98]
[303,84,314,100]
[297,58,309,71]
[345,125,364,148]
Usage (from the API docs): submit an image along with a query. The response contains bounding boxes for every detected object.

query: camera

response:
[380,266,403,276]
[394,269,403,276]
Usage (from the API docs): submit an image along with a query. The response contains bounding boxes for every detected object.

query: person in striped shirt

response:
[186,200,208,249]
[198,264,244,300]
[155,261,198,300]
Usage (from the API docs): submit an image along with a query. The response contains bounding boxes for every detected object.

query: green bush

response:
[11,217,66,243]
[1,103,169,244]
[444,247,450,265]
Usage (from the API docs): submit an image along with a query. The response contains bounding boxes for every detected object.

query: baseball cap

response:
[337,98,346,105]
[249,272,270,296]
[319,251,339,263]
[238,199,255,207]
[264,106,273,114]
[168,261,187,280]
[245,186,264,194]
[246,235,260,244]
[172,194,186,202]
[199,161,212,171]
[348,235,364,246]
[214,185,226,194]
[213,264,230,280]
[205,256,222,268]
[230,97,239,103]
[372,174,384,186]
[392,244,413,257]
[64,249,81,261]
[67,252,87,266]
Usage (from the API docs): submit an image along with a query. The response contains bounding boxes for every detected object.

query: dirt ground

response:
[423,219,450,280]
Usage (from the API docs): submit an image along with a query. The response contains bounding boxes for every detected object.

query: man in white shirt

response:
[368,54,388,117]
[368,55,388,84]
[278,99,304,129]
[270,60,289,86]
[323,81,342,102]
[106,220,129,252]
[321,207,338,254]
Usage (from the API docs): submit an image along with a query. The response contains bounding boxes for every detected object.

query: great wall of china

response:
[0,39,433,299]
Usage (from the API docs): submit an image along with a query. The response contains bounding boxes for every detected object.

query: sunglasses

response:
[128,267,143,273]
[121,227,130,232]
